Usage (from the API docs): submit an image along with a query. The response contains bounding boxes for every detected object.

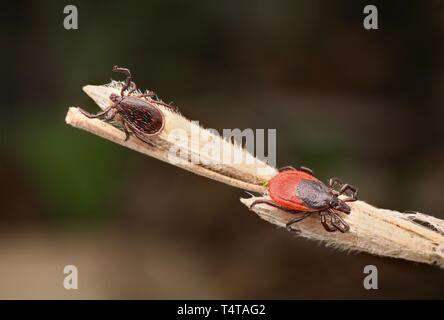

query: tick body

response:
[109,94,165,137]
[250,166,358,233]
[79,66,176,144]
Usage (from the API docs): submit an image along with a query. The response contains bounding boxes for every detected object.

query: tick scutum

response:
[296,179,332,210]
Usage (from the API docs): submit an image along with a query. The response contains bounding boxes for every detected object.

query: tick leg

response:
[340,184,358,202]
[138,90,157,99]
[278,166,314,176]
[320,212,337,232]
[121,121,131,142]
[329,212,350,233]
[249,199,286,212]
[286,212,312,233]
[328,177,343,191]
[124,122,156,147]
[127,81,138,95]
[79,106,111,119]
[249,199,304,216]
[299,166,314,175]
[154,100,179,112]
[278,166,296,172]
[112,65,133,96]
[139,93,178,111]
[248,199,310,233]
[137,90,179,112]
[104,108,117,121]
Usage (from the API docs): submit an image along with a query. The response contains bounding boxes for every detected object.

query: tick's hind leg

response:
[138,90,157,100]
[123,122,156,147]
[286,212,312,233]
[278,166,314,176]
[249,199,303,215]
[154,100,179,112]
[248,199,310,234]
[138,91,179,112]
[299,166,314,175]
[249,199,290,212]
[278,166,296,172]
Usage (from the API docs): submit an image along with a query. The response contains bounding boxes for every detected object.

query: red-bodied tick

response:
[79,66,176,144]
[250,166,358,233]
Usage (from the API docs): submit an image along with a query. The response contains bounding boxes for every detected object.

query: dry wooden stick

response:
[66,82,444,268]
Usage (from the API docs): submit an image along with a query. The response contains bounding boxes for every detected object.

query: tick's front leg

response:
[112,65,133,96]
[320,212,337,232]
[329,212,350,233]
[79,106,111,119]
[340,184,359,202]
[328,177,343,191]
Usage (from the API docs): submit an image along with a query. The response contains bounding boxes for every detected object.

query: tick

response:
[79,65,176,144]
[250,166,358,233]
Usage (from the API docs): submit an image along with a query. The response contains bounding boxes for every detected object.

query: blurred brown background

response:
[1,0,444,299]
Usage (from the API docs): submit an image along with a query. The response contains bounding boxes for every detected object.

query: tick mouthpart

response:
[331,199,351,214]
[110,93,120,103]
